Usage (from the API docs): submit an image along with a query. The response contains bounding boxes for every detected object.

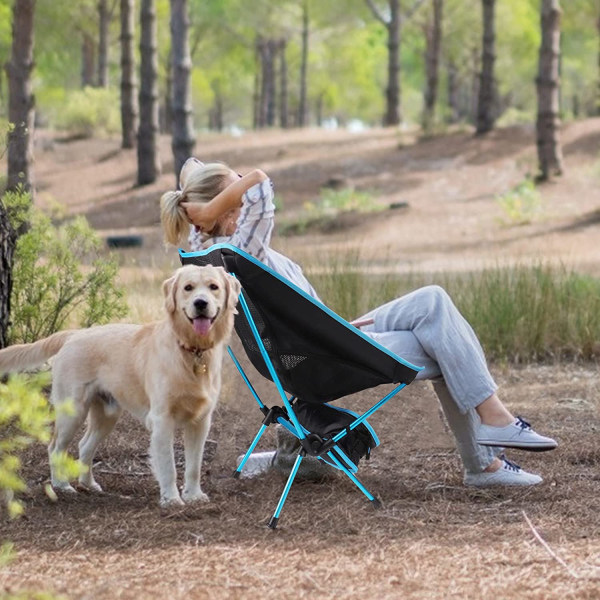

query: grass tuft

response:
[307,256,600,363]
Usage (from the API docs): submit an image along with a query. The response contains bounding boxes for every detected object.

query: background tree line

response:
[0,0,597,347]
[0,0,598,136]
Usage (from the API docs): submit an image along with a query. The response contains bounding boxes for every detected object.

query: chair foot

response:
[371,497,382,509]
[267,516,279,529]
[232,470,241,479]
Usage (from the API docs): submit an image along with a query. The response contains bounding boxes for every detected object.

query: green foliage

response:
[0,374,84,521]
[53,87,120,138]
[496,178,543,225]
[0,374,52,518]
[2,189,127,345]
[280,187,382,235]
[20,0,600,129]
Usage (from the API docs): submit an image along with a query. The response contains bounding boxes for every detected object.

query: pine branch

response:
[365,0,388,25]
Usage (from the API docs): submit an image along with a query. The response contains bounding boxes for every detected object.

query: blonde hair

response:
[160,161,232,246]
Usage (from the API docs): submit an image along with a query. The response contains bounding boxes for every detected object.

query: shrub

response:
[3,189,128,344]
[280,188,382,235]
[496,178,543,225]
[53,87,120,138]
[0,374,83,519]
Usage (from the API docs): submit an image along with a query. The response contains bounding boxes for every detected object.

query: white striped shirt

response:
[188,179,321,301]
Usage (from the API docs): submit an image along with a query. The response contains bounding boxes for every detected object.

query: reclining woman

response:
[161,158,558,487]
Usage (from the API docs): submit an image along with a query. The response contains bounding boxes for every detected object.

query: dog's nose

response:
[194,298,208,312]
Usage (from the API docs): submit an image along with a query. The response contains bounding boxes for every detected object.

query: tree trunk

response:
[597,13,600,115]
[170,0,195,183]
[5,0,35,194]
[120,0,137,148]
[137,0,161,185]
[266,39,277,127]
[278,39,288,129]
[470,45,480,125]
[536,0,563,181]
[476,0,496,134]
[422,0,443,132]
[446,59,460,123]
[257,37,275,128]
[252,39,260,129]
[209,80,223,131]
[97,0,110,87]
[298,0,309,127]
[81,33,96,87]
[0,202,16,348]
[384,0,401,126]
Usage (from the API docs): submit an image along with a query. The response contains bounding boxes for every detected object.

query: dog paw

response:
[79,480,104,493]
[182,489,209,504]
[160,495,185,507]
[52,483,78,495]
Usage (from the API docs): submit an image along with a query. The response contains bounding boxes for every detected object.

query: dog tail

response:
[0,330,77,373]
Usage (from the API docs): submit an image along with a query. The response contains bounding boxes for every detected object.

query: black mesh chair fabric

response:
[180,245,419,404]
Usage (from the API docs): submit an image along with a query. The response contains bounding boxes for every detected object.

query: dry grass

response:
[1,360,599,599]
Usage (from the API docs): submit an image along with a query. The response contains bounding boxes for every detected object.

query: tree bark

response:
[208,80,223,131]
[137,0,161,185]
[97,0,110,87]
[476,0,496,134]
[5,0,35,194]
[445,59,460,123]
[0,202,16,348]
[120,0,137,148]
[252,39,260,129]
[597,12,600,115]
[257,37,276,128]
[266,39,277,127]
[81,33,96,87]
[170,0,195,182]
[422,0,443,132]
[536,0,563,181]
[384,0,401,126]
[278,38,288,129]
[298,0,309,127]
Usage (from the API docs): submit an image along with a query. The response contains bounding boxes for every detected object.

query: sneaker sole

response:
[477,439,557,452]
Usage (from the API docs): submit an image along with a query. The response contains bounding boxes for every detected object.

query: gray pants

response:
[360,285,501,474]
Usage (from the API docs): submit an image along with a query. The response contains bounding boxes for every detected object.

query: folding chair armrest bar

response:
[237,288,307,440]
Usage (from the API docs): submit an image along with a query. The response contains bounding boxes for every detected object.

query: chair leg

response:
[268,453,304,529]
[326,450,381,507]
[234,424,268,478]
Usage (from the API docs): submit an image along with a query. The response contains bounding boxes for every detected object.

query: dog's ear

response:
[220,268,241,314]
[162,273,178,314]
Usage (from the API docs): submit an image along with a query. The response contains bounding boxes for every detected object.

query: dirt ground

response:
[1,120,600,599]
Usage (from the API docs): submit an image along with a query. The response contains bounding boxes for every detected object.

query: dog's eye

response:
[184,284,194,292]
[209,283,219,291]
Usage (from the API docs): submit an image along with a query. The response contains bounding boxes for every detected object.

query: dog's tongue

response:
[193,317,212,336]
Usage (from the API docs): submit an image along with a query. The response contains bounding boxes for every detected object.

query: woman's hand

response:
[181,202,216,233]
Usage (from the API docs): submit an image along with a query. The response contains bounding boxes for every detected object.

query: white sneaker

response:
[464,455,543,487]
[235,451,276,479]
[477,417,558,451]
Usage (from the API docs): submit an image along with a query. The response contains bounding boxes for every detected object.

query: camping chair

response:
[179,243,422,528]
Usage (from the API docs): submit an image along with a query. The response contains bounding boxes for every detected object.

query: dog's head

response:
[162,264,241,348]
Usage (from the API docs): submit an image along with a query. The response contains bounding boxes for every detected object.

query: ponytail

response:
[160,161,232,246]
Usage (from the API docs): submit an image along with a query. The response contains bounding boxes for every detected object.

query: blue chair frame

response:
[180,244,423,528]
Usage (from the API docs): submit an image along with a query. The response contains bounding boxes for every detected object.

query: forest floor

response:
[1,119,600,599]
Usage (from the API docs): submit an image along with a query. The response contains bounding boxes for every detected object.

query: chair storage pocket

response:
[293,400,377,466]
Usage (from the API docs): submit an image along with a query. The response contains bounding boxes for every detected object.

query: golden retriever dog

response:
[0,264,241,506]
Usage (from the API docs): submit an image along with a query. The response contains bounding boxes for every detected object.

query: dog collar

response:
[178,341,205,358]
[178,342,208,375]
